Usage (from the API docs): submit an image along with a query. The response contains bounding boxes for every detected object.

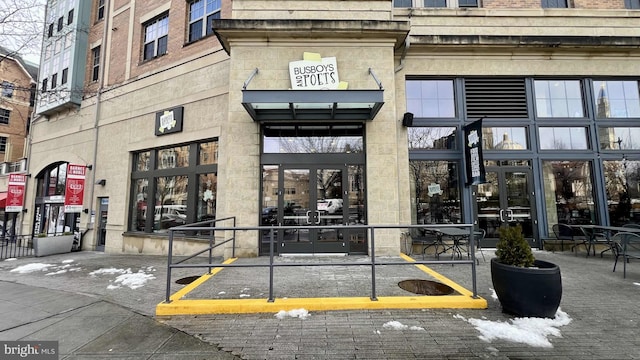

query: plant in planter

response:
[33,232,75,257]
[491,224,562,318]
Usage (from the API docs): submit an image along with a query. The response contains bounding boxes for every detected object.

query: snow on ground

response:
[275,309,310,319]
[382,321,425,331]
[455,308,572,349]
[8,260,156,290]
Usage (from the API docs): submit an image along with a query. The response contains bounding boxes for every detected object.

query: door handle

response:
[507,209,514,222]
[306,211,312,224]
[315,210,321,225]
[499,209,505,223]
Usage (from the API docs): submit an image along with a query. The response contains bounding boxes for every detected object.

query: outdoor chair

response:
[622,223,640,229]
[611,232,640,278]
[410,228,442,260]
[551,223,577,254]
[473,229,486,264]
[579,226,613,258]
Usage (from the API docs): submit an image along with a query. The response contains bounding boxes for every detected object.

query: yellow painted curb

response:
[156,255,488,316]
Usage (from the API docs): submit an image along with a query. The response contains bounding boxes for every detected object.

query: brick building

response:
[25,0,640,257]
[0,46,37,236]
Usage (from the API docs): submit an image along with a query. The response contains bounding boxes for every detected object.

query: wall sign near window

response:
[155,106,184,136]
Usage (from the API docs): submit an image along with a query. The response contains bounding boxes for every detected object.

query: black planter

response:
[490,258,562,318]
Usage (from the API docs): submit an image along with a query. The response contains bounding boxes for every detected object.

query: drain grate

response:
[398,279,454,296]
[175,276,201,285]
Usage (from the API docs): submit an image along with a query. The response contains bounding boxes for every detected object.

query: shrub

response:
[495,224,535,267]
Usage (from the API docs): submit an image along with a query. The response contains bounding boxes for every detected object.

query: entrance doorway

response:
[475,164,538,247]
[261,165,366,254]
[96,197,108,251]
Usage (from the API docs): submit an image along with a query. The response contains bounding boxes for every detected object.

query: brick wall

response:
[0,57,31,161]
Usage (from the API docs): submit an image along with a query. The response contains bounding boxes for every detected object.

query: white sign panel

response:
[289,55,340,90]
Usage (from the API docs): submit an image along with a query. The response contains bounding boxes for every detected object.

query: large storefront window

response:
[542,160,596,233]
[409,160,461,225]
[408,127,456,150]
[406,80,455,118]
[598,127,640,150]
[33,162,80,236]
[130,140,217,233]
[593,80,640,118]
[603,160,640,226]
[534,80,584,118]
[539,127,589,150]
[482,127,528,150]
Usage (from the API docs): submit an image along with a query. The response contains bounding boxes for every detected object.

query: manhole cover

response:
[175,276,201,285]
[398,279,455,296]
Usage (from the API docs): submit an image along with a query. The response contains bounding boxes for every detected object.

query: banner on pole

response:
[64,164,86,213]
[6,174,27,212]
[463,118,486,186]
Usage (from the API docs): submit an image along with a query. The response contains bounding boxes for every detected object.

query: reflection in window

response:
[482,127,528,150]
[130,140,218,233]
[542,160,595,235]
[539,127,588,150]
[604,160,640,226]
[408,127,456,150]
[264,136,362,154]
[157,146,189,169]
[198,173,217,222]
[409,160,460,226]
[534,80,584,118]
[406,80,455,118]
[593,80,640,118]
[33,162,80,236]
[598,127,640,150]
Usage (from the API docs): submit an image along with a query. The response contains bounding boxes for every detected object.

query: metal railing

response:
[0,235,34,259]
[164,222,478,304]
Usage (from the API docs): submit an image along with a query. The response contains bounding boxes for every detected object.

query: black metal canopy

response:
[242,89,384,122]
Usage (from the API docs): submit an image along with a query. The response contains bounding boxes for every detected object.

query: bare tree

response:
[0,0,46,64]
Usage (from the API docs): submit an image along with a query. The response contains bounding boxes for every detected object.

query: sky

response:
[6,258,585,350]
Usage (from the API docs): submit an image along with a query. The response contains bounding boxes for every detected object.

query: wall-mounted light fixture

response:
[402,112,414,127]
[22,209,28,213]
[96,179,106,186]
[83,209,89,214]
[86,165,93,170]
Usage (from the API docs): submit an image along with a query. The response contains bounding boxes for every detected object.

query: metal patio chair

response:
[611,232,640,278]
[551,223,577,254]
[579,226,612,258]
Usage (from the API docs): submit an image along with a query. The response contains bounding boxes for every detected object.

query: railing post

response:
[165,229,175,303]
[268,227,275,302]
[370,226,377,301]
[469,225,478,298]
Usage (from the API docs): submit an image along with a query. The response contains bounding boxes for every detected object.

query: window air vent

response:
[464,78,528,118]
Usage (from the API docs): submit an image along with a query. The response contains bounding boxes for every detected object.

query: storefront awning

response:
[0,192,6,208]
[242,89,384,122]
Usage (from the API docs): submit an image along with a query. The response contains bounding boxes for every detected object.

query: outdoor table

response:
[432,227,473,260]
[569,224,640,257]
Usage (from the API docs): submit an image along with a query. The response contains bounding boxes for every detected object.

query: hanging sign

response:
[64,164,86,213]
[155,106,184,136]
[6,174,27,212]
[463,118,486,186]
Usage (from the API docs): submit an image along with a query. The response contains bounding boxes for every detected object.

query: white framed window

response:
[143,13,169,61]
[0,109,10,124]
[188,0,221,43]
[91,46,101,81]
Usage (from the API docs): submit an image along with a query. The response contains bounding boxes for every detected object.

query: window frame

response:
[142,13,169,61]
[91,46,101,82]
[0,109,10,124]
[0,137,7,152]
[541,0,568,8]
[626,0,640,9]
[188,0,222,43]
[97,0,105,21]
[2,81,14,98]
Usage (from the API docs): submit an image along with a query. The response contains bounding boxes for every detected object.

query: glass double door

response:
[475,166,538,247]
[261,164,366,254]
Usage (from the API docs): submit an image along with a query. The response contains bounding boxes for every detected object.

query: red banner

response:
[6,174,27,212]
[64,164,86,213]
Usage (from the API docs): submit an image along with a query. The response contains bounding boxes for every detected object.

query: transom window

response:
[406,80,455,118]
[534,80,584,118]
[599,127,640,150]
[143,14,169,61]
[539,127,588,150]
[188,0,221,43]
[593,80,640,118]
[408,127,456,150]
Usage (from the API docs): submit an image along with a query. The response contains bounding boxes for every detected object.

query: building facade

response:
[0,46,37,237]
[25,0,640,258]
